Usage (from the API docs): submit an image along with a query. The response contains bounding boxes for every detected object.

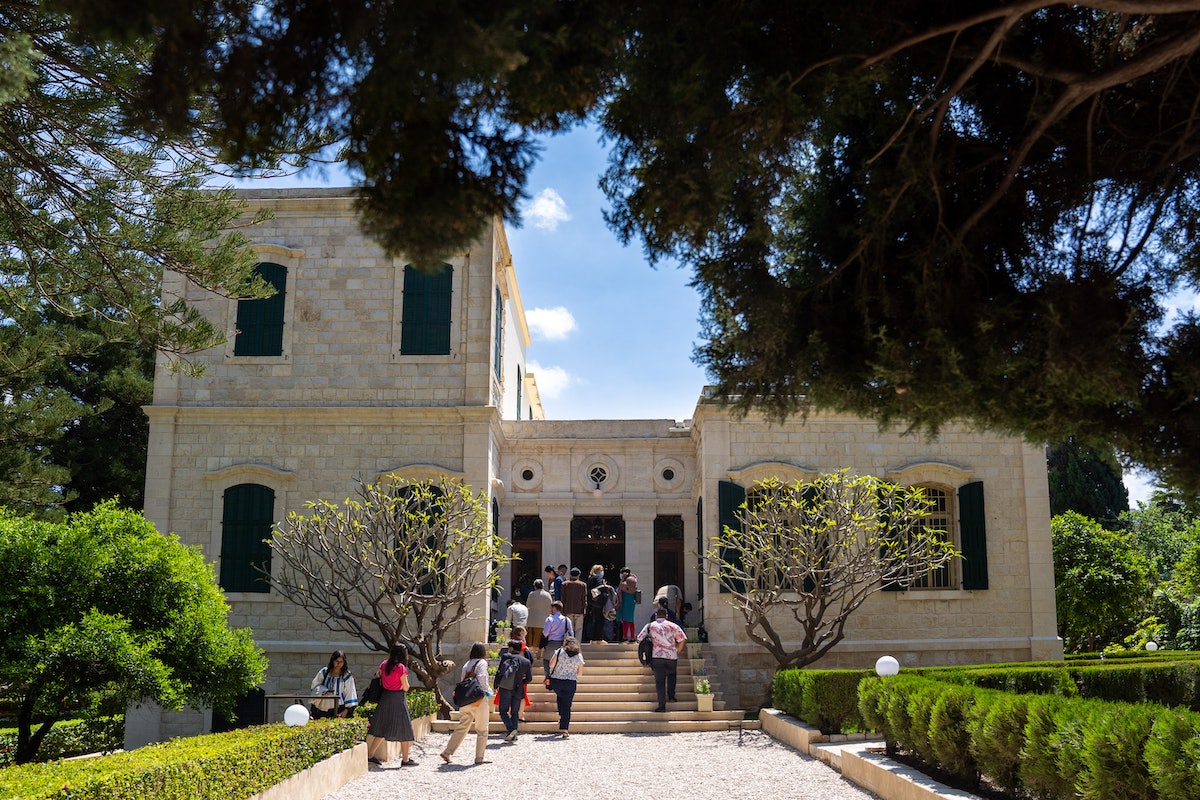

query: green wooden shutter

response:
[494,287,504,379]
[234,262,286,356]
[718,480,746,593]
[959,481,989,590]
[696,497,704,602]
[401,263,453,355]
[516,366,523,419]
[220,483,274,592]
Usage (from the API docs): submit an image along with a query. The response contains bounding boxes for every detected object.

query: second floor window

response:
[400,263,453,355]
[234,262,287,356]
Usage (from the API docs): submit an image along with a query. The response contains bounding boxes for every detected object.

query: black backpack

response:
[638,630,654,665]
[495,653,522,690]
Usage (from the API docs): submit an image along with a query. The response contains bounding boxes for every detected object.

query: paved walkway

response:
[323,730,881,800]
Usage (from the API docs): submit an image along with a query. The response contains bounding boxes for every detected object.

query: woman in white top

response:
[547,636,586,737]
[440,641,493,764]
[310,650,358,718]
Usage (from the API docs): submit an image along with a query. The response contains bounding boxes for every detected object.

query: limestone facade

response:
[130,189,1061,747]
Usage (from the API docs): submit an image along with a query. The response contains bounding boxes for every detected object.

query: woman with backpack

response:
[547,636,585,737]
[494,638,533,742]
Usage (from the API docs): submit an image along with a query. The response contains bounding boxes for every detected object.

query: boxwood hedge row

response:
[0,717,366,800]
[858,673,1200,800]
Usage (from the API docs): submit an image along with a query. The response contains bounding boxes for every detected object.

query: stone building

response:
[128,188,1061,747]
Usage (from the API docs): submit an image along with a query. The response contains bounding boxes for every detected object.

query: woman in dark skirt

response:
[366,645,417,766]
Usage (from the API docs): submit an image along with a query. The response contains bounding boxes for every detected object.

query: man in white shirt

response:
[636,608,686,711]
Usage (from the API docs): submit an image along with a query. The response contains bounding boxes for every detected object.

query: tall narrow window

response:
[516,366,523,420]
[220,483,274,592]
[400,263,453,355]
[234,262,287,356]
[911,486,954,589]
[494,287,504,379]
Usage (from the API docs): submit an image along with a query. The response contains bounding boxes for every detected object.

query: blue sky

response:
[241,124,1177,506]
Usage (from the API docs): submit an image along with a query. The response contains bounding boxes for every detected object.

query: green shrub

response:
[800,671,868,733]
[904,681,941,765]
[969,692,1028,795]
[407,689,438,720]
[771,670,803,717]
[1145,709,1200,800]
[0,717,123,766]
[857,677,889,736]
[928,684,978,783]
[0,718,366,800]
[1077,703,1157,800]
[1017,694,1073,800]
[1074,665,1146,703]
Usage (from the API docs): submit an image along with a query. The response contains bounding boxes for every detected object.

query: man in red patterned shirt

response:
[636,607,686,712]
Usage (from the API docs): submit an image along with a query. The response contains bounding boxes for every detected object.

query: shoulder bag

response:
[452,658,488,708]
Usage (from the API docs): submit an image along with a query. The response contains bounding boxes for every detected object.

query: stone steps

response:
[432,641,739,734]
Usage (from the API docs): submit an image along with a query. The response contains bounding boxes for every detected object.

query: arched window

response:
[234,262,287,356]
[220,483,274,592]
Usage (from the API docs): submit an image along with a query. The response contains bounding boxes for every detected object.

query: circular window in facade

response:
[653,458,687,492]
[512,461,542,491]
[589,465,608,487]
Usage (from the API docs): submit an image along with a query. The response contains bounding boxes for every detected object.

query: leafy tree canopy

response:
[707,472,957,675]
[0,3,320,511]
[47,0,1200,491]
[270,476,512,714]
[0,501,266,764]
[1047,437,1129,524]
[1052,510,1150,653]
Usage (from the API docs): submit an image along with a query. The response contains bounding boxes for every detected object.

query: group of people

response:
[517,563,644,644]
[303,573,694,767]
[308,647,420,767]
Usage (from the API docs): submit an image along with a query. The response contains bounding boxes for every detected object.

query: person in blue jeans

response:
[547,636,585,737]
[495,638,532,742]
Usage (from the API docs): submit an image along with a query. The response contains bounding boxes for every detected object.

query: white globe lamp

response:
[1146,641,1159,652]
[283,703,310,727]
[875,655,900,677]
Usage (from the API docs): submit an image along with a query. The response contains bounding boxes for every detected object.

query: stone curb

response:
[759,709,981,800]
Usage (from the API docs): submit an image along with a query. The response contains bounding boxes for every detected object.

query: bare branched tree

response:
[707,471,959,676]
[269,475,510,714]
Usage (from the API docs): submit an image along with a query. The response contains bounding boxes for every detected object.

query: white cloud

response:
[525,188,572,231]
[525,306,577,341]
[527,361,574,399]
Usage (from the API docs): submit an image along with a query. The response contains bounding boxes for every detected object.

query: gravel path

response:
[324,730,880,800]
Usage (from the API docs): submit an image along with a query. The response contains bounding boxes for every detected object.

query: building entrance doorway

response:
[570,516,625,583]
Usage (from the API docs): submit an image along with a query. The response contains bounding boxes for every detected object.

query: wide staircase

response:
[432,641,744,734]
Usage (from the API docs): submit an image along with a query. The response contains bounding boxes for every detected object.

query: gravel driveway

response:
[324,730,880,800]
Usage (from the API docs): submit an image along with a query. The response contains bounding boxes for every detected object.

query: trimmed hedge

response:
[0,718,366,800]
[858,674,1200,800]
[0,718,124,766]
[779,656,1200,737]
[771,669,871,734]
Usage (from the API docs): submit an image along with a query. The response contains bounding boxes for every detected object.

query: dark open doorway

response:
[570,516,625,583]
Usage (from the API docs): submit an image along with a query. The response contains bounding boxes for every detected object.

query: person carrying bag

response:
[440,642,494,765]
[547,636,585,738]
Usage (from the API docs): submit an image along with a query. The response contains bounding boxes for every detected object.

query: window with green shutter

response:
[220,483,274,593]
[516,365,523,420]
[234,263,287,356]
[400,263,453,355]
[718,480,746,593]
